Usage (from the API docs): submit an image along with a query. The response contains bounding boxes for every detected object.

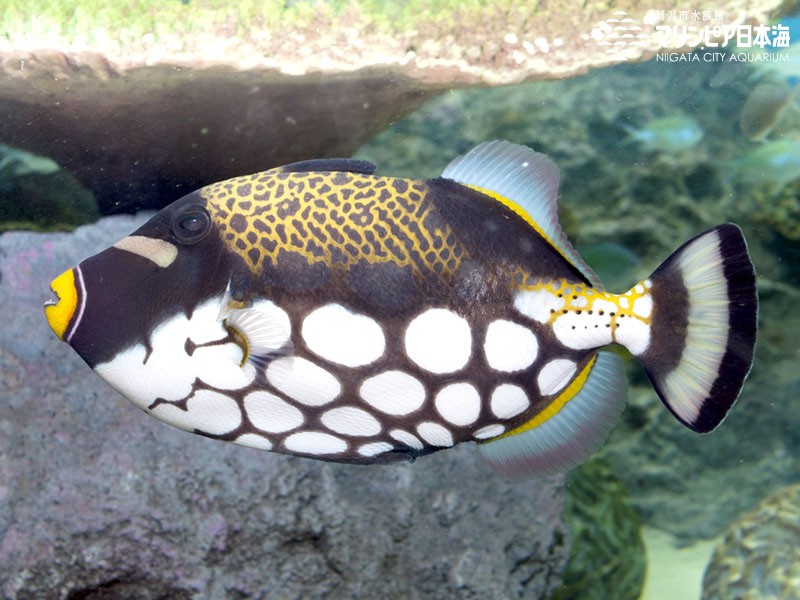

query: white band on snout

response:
[114,236,178,268]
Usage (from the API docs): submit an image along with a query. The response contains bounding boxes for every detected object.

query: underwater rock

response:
[0,0,793,213]
[702,484,800,600]
[0,215,569,598]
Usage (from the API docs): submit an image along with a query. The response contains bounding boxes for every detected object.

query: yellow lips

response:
[45,268,78,341]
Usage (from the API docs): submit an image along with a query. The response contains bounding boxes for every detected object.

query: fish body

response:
[625,116,704,154]
[45,142,757,478]
[735,140,800,189]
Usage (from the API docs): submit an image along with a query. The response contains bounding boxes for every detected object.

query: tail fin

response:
[638,224,757,433]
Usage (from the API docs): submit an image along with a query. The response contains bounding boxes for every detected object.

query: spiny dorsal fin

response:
[275,158,377,175]
[442,141,602,289]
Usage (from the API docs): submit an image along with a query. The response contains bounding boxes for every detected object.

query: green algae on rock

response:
[554,459,646,600]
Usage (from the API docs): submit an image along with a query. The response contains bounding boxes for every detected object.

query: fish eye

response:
[171,206,211,244]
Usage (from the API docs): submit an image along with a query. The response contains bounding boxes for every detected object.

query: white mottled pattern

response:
[416,422,454,447]
[514,288,565,322]
[235,433,273,451]
[302,303,385,367]
[359,370,426,415]
[390,429,424,450]
[284,431,347,455]
[266,356,341,406]
[473,423,505,440]
[484,319,538,372]
[94,297,256,412]
[490,384,530,419]
[150,390,241,436]
[537,359,577,396]
[321,406,382,437]
[404,308,471,374]
[358,442,394,457]
[434,383,481,426]
[243,390,304,433]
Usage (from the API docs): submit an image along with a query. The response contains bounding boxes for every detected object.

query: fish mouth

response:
[43,284,60,308]
[44,268,81,341]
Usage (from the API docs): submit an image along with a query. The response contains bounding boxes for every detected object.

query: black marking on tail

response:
[642,224,757,433]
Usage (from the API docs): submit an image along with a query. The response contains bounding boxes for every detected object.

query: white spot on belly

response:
[284,431,347,455]
[243,390,304,433]
[151,390,241,436]
[473,423,505,440]
[390,429,424,450]
[537,359,577,396]
[266,357,341,406]
[490,384,530,419]
[484,319,538,372]
[404,308,471,374]
[434,383,481,426]
[358,442,394,457]
[94,297,256,410]
[514,289,564,322]
[416,422,454,447]
[321,406,382,437]
[235,433,272,451]
[360,370,426,415]
[302,303,385,367]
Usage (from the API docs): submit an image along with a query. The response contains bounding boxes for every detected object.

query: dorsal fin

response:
[275,158,377,175]
[441,141,602,289]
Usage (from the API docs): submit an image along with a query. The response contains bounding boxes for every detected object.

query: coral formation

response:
[702,484,800,600]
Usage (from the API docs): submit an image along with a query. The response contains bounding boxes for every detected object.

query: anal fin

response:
[479,351,627,479]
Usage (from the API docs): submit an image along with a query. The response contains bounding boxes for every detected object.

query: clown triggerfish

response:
[44,141,757,478]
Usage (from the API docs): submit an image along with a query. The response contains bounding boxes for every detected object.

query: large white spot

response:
[537,359,577,396]
[266,356,341,406]
[284,431,348,455]
[473,423,505,440]
[404,308,471,374]
[243,390,304,433]
[321,406,382,437]
[490,384,530,419]
[514,288,564,322]
[434,383,481,426]
[358,442,394,457]
[150,390,241,436]
[235,433,273,451]
[416,422,454,447]
[390,429,424,450]
[359,370,426,415]
[484,320,538,372]
[302,303,385,367]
